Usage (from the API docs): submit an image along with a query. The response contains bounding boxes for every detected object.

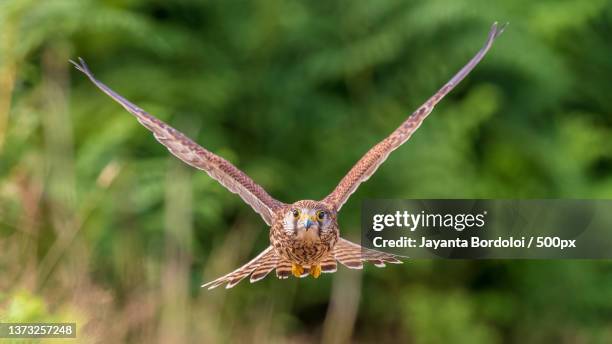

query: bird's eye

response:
[292,209,300,218]
[317,211,326,220]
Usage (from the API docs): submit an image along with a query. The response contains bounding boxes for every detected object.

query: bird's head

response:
[282,200,336,242]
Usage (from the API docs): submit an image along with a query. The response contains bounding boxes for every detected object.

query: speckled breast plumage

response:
[270,212,339,265]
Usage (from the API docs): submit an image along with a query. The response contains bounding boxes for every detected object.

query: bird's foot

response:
[291,263,304,278]
[310,264,321,278]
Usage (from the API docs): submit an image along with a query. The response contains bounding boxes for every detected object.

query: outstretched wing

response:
[324,22,507,211]
[71,58,284,225]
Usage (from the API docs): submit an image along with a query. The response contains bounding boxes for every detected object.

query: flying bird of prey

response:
[71,22,505,289]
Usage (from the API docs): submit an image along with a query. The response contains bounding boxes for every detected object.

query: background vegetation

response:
[1,0,611,342]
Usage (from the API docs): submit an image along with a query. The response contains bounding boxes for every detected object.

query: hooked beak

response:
[301,215,318,231]
[305,218,315,229]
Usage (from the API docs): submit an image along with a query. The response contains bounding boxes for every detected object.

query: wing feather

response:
[70,58,283,225]
[334,238,403,269]
[275,260,292,279]
[202,246,276,289]
[250,251,279,283]
[320,254,338,273]
[324,22,507,210]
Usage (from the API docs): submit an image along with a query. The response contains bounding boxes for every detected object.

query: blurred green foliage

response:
[1,0,612,342]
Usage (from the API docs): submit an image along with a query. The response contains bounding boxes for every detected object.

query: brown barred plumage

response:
[72,22,505,290]
[334,238,402,270]
[320,254,338,273]
[202,246,277,289]
[275,260,293,279]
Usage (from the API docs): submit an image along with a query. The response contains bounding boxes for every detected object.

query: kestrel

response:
[71,22,505,289]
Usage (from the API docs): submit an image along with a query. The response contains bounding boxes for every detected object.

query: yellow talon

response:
[291,263,304,277]
[310,265,321,278]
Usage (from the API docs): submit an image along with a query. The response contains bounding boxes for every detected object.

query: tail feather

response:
[202,246,277,290]
[334,238,403,269]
